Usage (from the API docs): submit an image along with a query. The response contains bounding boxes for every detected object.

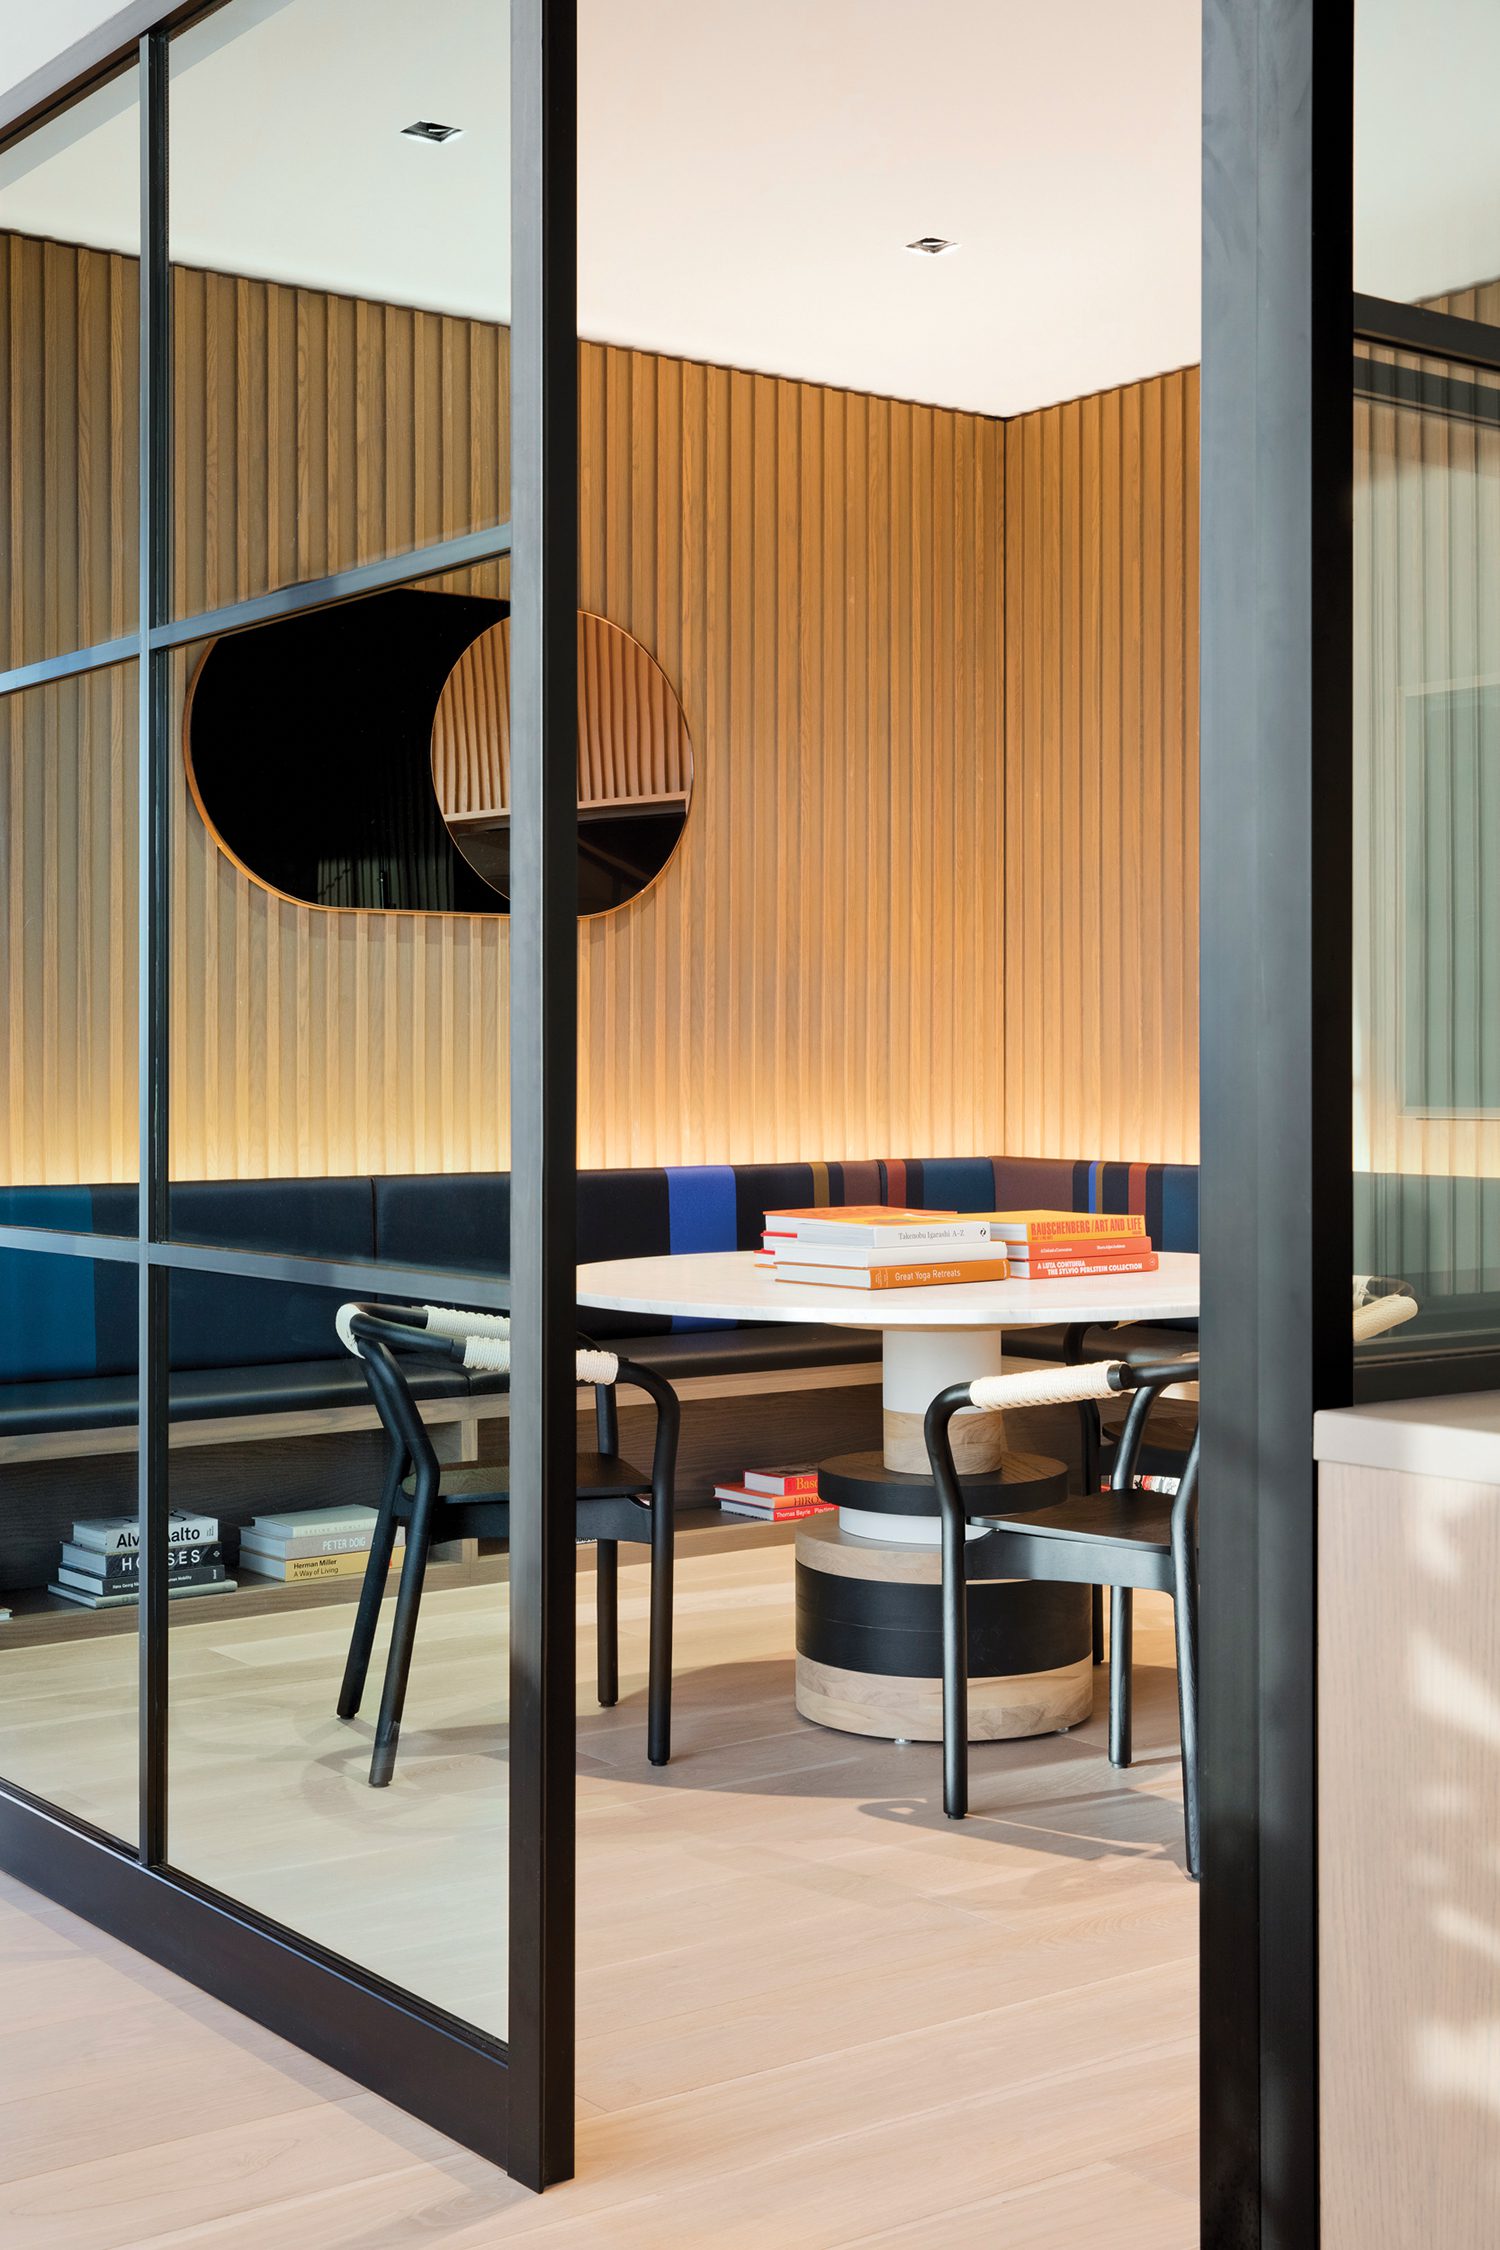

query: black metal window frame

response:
[0,0,579,2192]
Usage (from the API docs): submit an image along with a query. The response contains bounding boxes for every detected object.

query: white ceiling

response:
[0,0,1200,420]
[1,0,1498,422]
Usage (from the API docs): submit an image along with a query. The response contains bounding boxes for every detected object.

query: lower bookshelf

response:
[0,1504,793,1648]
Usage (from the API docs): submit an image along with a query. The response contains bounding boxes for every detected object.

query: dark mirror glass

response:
[186,593,692,916]
[432,610,693,913]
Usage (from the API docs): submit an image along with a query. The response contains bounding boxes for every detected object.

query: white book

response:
[240,1526,401,1561]
[770,1217,991,1248]
[245,1506,383,1540]
[772,1237,1000,1269]
[71,1512,217,1556]
[49,1576,239,1610]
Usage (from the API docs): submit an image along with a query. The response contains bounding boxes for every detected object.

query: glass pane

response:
[0,665,138,1232]
[167,560,508,1250]
[0,61,139,671]
[166,1270,508,2036]
[1356,1,1500,304]
[1354,344,1500,1351]
[169,0,511,617]
[0,1247,138,1843]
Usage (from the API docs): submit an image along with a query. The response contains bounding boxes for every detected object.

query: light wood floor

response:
[0,1545,1198,2247]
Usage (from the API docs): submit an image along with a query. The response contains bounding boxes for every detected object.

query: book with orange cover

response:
[743,1468,820,1496]
[1004,1234,1148,1261]
[763,1205,957,1229]
[773,1257,1011,1290]
[1013,1253,1159,1279]
[713,1484,834,1520]
[983,1209,1148,1244]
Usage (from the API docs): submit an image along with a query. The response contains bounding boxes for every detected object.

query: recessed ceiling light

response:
[906,236,958,257]
[402,120,463,145]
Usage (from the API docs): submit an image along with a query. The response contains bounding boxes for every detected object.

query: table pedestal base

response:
[794,1512,1093,1744]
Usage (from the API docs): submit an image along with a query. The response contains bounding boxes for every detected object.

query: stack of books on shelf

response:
[761,1206,1010,1290]
[712,1468,834,1521]
[986,1210,1158,1278]
[236,1505,402,1583]
[51,1513,234,1609]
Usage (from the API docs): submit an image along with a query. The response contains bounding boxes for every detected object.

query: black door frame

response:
[1200,1,1351,2242]
[0,0,579,2191]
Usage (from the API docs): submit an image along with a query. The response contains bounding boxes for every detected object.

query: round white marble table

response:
[576,1249,1200,1740]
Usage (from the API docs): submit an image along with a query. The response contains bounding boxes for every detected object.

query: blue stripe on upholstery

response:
[667,1165,738,1331]
[1160,1166,1199,1253]
[0,1189,97,1381]
[667,1166,738,1254]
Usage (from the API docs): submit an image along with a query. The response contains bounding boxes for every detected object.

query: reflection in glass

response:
[1354,344,1500,1344]
[1356,0,1500,303]
[434,611,694,913]
[0,666,138,1229]
[166,1273,509,2035]
[170,0,512,614]
[0,62,139,670]
[181,592,694,917]
[0,1249,138,1842]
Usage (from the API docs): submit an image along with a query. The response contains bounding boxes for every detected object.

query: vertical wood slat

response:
[0,223,1199,1185]
[1002,368,1201,1165]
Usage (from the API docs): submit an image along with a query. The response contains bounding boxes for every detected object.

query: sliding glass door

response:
[0,0,578,2187]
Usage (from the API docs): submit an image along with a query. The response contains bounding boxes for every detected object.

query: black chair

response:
[926,1354,1203,1873]
[924,1278,1421,1879]
[335,1301,680,1787]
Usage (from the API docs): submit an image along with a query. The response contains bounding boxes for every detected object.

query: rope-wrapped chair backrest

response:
[336,1301,621,1391]
[1352,1276,1419,1345]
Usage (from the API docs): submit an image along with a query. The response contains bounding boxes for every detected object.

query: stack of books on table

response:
[51,1513,234,1609]
[236,1506,402,1583]
[712,1468,834,1522]
[761,1206,1010,1290]
[987,1210,1158,1279]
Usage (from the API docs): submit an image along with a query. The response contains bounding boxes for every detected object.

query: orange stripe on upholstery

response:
[808,1161,830,1207]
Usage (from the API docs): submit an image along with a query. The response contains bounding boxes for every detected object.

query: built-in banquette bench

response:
[0,1157,1202,1462]
[0,1158,1199,1623]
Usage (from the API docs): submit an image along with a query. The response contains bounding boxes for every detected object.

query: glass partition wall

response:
[0,0,577,2188]
[1352,0,1500,1391]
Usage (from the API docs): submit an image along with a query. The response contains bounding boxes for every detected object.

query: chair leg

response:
[596,1540,619,1708]
[337,1452,405,1721]
[1171,1550,1201,1883]
[1091,1584,1106,1665]
[368,1475,436,1788]
[1108,1587,1134,1767]
[941,1505,969,1818]
[646,1497,674,1766]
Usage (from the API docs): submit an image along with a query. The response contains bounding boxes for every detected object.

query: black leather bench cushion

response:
[0,1356,470,1439]
[1018,1320,1198,1364]
[0,1326,878,1437]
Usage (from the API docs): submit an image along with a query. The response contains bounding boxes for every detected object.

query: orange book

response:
[1015,1253,1160,1279]
[773,1257,1011,1290]
[984,1209,1148,1244]
[1004,1234,1149,1260]
[763,1205,956,1229]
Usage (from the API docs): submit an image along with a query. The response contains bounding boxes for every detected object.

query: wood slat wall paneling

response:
[1002,369,1200,1165]
[2,223,1203,1186]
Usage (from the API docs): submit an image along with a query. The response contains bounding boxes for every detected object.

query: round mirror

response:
[431,612,694,915]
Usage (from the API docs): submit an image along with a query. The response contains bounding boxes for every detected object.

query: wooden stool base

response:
[795,1652,1093,1743]
[795,1511,1093,1744]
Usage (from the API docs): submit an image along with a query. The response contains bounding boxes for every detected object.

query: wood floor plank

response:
[0,1548,1197,2247]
